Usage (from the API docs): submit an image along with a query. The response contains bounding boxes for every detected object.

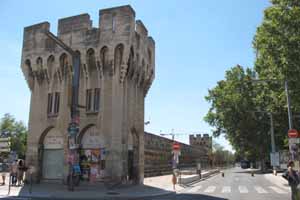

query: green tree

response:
[0,113,27,159]
[212,141,235,167]
[205,65,271,163]
[253,0,300,134]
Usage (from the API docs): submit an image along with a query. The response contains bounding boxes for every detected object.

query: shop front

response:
[80,126,106,182]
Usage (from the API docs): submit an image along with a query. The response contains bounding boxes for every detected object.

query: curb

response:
[178,169,220,190]
[5,190,175,200]
[179,169,220,185]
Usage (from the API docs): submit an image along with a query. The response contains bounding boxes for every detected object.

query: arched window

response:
[100,46,108,67]
[127,47,134,77]
[47,55,55,79]
[86,48,100,113]
[59,53,68,78]
[87,48,96,73]
[36,57,43,70]
[114,44,124,74]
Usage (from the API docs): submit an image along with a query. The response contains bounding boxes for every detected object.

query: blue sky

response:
[0,0,270,152]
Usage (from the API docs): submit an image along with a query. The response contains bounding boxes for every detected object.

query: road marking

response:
[221,186,231,193]
[254,186,268,194]
[204,186,216,193]
[238,186,248,193]
[188,185,202,193]
[269,186,288,194]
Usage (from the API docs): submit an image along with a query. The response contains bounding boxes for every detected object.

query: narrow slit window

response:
[94,88,100,112]
[86,89,92,112]
[47,93,53,114]
[54,92,60,114]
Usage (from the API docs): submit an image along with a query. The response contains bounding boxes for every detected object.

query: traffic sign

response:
[288,129,298,138]
[270,152,280,167]
[173,142,180,150]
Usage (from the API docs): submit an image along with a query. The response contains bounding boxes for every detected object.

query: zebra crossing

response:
[187,185,289,194]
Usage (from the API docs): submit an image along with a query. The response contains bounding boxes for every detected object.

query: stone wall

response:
[144,132,210,177]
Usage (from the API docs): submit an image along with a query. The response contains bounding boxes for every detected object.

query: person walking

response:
[10,160,18,186]
[283,160,300,200]
[0,163,8,185]
[17,160,25,186]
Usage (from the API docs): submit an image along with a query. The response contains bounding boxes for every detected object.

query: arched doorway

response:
[128,130,139,181]
[128,132,134,180]
[79,126,105,182]
[42,128,64,179]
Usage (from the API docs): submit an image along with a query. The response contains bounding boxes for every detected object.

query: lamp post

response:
[250,79,292,129]
[250,111,277,172]
[44,31,81,191]
[250,79,295,165]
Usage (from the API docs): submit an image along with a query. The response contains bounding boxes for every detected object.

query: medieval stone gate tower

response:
[21,5,155,184]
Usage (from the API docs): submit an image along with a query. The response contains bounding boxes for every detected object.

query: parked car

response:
[241,160,250,169]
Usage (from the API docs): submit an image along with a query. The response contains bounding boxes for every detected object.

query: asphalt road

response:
[147,167,291,200]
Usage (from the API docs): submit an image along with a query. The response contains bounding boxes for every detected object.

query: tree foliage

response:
[205,0,300,162]
[253,0,300,130]
[212,141,235,166]
[0,113,27,159]
[205,66,272,161]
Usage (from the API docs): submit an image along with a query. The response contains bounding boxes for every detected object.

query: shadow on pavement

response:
[145,193,229,200]
[234,169,265,174]
[10,182,175,200]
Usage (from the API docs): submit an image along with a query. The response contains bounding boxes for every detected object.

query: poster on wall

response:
[90,164,98,183]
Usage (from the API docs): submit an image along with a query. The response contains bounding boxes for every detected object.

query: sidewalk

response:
[0,182,173,200]
[264,173,290,191]
[0,169,218,199]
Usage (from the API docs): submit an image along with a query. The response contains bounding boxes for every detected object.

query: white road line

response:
[254,186,268,194]
[188,185,202,193]
[221,186,231,193]
[204,186,216,193]
[238,186,248,193]
[269,186,288,194]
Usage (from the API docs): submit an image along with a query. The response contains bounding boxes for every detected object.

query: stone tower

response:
[21,5,155,184]
[189,134,212,156]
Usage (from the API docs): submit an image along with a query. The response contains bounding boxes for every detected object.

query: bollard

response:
[172,173,177,190]
[222,172,224,177]
[251,171,254,177]
[7,173,11,195]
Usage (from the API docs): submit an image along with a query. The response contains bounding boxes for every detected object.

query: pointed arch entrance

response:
[78,125,106,182]
[128,129,139,182]
[41,128,64,180]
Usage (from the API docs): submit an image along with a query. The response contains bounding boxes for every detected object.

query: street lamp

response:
[250,79,292,129]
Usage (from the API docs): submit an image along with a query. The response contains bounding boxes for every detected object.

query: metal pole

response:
[285,80,293,129]
[270,113,275,153]
[44,31,81,191]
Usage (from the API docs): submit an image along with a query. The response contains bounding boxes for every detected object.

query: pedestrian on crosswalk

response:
[283,160,300,200]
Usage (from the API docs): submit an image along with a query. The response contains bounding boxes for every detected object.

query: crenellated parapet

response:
[21,5,155,95]
[189,134,213,155]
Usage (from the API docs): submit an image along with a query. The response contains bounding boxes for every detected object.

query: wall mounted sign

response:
[44,129,63,149]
